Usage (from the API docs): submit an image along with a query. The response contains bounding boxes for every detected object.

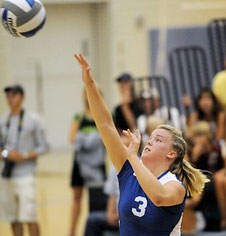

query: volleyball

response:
[0,0,46,38]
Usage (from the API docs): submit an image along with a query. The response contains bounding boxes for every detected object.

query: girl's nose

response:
[148,138,153,146]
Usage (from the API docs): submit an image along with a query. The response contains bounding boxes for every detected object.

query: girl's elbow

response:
[150,194,165,207]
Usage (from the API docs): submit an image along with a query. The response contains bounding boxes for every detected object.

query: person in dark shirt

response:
[186,88,225,140]
[113,73,141,132]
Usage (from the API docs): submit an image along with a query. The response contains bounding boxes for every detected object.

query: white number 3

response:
[131,196,147,217]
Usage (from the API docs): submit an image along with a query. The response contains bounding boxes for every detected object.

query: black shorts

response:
[70,159,84,187]
[70,159,107,212]
[70,156,106,188]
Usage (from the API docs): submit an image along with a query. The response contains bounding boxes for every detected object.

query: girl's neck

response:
[141,159,170,178]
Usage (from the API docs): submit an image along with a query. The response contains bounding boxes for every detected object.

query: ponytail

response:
[172,159,210,197]
[157,124,210,197]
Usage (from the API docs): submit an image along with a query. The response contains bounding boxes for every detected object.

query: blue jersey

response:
[118,160,185,236]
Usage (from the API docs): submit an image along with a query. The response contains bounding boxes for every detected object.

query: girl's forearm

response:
[74,54,128,171]
[128,156,166,206]
[84,79,113,127]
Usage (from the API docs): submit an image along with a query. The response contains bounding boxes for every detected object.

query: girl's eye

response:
[155,138,161,142]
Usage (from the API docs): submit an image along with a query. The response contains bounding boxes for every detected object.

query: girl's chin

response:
[141,152,151,160]
[141,152,158,163]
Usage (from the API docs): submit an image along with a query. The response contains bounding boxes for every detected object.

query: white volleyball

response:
[0,0,46,38]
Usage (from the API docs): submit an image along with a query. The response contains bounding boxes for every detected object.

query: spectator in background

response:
[186,88,225,140]
[150,88,184,130]
[146,115,165,136]
[214,144,226,230]
[137,89,155,135]
[84,165,119,236]
[189,121,224,173]
[212,54,226,231]
[212,54,226,109]
[83,131,131,236]
[137,88,184,135]
[68,89,107,236]
[113,73,142,132]
[185,121,224,232]
[0,85,49,236]
[139,115,165,152]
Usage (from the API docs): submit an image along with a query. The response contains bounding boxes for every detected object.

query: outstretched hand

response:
[74,53,93,83]
[122,129,141,159]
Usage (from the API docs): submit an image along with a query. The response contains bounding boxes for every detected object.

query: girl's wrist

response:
[127,153,139,161]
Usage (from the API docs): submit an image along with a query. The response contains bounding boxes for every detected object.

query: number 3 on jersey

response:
[132,196,147,217]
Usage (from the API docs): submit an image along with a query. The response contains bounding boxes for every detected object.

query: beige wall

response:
[109,0,226,77]
[90,3,112,106]
[0,24,11,112]
[0,3,99,149]
[106,0,226,105]
[44,0,107,4]
[0,0,226,149]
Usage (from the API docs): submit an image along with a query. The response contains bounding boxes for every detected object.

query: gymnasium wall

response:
[105,0,226,110]
[1,0,226,150]
[109,0,226,77]
[0,3,101,150]
[44,0,108,4]
[0,26,11,112]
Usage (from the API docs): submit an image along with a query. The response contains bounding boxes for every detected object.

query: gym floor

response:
[0,151,88,236]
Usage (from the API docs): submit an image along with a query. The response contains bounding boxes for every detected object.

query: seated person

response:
[84,165,119,236]
[150,88,185,130]
[214,140,226,230]
[186,88,225,140]
[140,115,165,151]
[184,121,224,233]
[137,88,185,135]
[84,132,132,236]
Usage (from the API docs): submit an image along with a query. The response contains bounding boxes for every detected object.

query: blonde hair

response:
[192,121,212,139]
[146,115,165,135]
[157,124,210,197]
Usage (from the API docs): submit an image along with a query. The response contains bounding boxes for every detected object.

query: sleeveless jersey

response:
[118,160,185,236]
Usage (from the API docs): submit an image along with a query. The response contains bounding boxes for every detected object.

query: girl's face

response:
[141,128,173,163]
[198,92,213,113]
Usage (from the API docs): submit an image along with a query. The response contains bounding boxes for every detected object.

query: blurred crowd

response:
[67,56,226,236]
[108,71,226,236]
[0,55,226,236]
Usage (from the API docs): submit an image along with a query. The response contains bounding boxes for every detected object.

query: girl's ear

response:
[167,150,177,160]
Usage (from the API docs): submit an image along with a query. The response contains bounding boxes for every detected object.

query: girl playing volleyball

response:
[74,54,209,236]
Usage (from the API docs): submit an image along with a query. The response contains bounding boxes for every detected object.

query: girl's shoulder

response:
[159,171,182,185]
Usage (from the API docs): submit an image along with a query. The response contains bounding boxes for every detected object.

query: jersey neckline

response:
[157,169,169,180]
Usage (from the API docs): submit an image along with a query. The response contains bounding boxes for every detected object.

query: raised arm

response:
[74,54,128,172]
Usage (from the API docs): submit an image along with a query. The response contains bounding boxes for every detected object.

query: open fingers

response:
[74,53,89,67]
[74,54,82,65]
[122,129,130,138]
[79,53,89,66]
[135,129,141,142]
[123,129,139,142]
[127,129,140,141]
[127,129,136,140]
[122,130,133,141]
